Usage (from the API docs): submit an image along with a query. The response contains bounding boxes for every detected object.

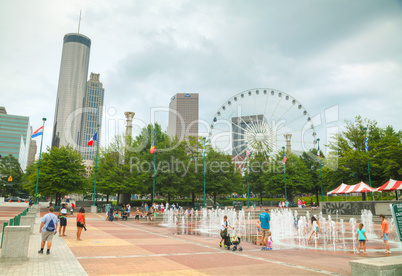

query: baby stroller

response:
[224,231,242,252]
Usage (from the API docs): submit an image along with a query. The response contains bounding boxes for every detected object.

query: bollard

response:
[1,226,31,260]
[9,218,13,226]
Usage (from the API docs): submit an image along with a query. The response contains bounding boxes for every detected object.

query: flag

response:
[150,138,156,154]
[31,126,43,138]
[87,133,97,146]
[317,144,321,159]
[365,137,369,152]
[202,146,205,157]
[246,148,251,157]
[283,151,287,165]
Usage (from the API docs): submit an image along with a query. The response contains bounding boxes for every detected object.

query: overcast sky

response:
[1,0,401,155]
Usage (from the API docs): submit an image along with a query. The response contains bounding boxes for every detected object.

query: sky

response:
[1,0,402,156]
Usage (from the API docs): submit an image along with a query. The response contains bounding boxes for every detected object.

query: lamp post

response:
[203,137,206,208]
[282,146,287,200]
[152,130,157,204]
[34,118,46,205]
[363,127,373,201]
[317,138,324,202]
[246,142,250,208]
[92,124,100,207]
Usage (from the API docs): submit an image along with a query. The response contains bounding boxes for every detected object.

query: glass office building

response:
[79,73,105,161]
[0,107,32,171]
[52,33,91,149]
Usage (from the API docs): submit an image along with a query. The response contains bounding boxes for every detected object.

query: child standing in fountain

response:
[308,216,320,244]
[267,231,273,250]
[356,223,368,255]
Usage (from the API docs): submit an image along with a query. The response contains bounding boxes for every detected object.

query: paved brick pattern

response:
[1,203,401,275]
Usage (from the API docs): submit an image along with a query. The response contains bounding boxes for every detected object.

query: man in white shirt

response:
[219,215,234,249]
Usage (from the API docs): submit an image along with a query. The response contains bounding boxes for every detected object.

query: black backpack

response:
[46,216,56,231]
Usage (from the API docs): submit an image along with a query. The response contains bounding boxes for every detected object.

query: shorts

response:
[77,221,84,228]
[135,215,139,220]
[60,217,67,226]
[359,240,366,243]
[220,230,227,238]
[261,228,270,238]
[41,231,55,242]
[383,233,388,241]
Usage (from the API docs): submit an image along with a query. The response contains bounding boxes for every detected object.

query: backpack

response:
[46,216,56,232]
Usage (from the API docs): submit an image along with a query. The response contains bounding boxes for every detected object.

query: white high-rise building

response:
[79,73,105,160]
[52,33,91,149]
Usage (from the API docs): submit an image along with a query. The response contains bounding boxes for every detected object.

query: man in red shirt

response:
[380,214,391,254]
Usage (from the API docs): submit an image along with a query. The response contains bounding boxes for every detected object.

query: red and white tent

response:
[345,182,375,193]
[327,183,352,195]
[374,179,402,192]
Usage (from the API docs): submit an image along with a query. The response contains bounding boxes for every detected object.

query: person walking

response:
[58,203,68,236]
[219,215,234,249]
[356,223,368,255]
[380,214,391,254]
[259,208,271,250]
[76,207,86,241]
[38,207,58,255]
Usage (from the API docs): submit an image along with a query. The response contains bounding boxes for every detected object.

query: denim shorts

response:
[383,233,388,241]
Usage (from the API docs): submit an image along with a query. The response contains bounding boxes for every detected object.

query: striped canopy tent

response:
[374,179,402,192]
[345,182,375,193]
[327,183,351,195]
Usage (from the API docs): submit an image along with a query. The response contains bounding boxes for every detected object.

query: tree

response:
[23,146,87,205]
[248,153,270,204]
[205,148,242,204]
[265,151,313,202]
[0,155,23,197]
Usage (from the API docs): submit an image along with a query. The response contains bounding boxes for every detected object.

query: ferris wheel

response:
[209,88,317,167]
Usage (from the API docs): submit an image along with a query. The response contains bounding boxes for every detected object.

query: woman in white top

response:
[308,216,320,244]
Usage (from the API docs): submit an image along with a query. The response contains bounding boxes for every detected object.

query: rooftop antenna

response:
[78,10,82,33]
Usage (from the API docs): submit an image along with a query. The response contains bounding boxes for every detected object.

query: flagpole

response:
[282,146,287,201]
[152,130,157,204]
[203,137,206,208]
[93,124,100,207]
[317,138,324,202]
[363,127,373,201]
[34,118,46,205]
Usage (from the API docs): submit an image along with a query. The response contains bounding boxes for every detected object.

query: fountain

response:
[160,207,400,253]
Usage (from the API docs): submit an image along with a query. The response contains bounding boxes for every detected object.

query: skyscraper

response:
[0,107,33,171]
[52,33,91,149]
[79,73,105,160]
[167,93,199,141]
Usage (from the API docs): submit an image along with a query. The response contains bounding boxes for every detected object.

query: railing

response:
[1,207,29,248]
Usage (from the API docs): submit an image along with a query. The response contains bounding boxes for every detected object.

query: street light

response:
[282,146,287,200]
[203,137,206,208]
[34,117,46,205]
[246,142,250,208]
[317,138,324,202]
[363,127,373,201]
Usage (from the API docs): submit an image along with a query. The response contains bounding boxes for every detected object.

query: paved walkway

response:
[1,203,401,275]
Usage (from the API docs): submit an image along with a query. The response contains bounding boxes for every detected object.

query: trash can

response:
[97,205,102,213]
[105,204,111,214]
[70,208,74,216]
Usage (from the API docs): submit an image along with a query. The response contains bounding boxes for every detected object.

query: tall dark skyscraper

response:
[52,33,91,149]
[80,73,105,160]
